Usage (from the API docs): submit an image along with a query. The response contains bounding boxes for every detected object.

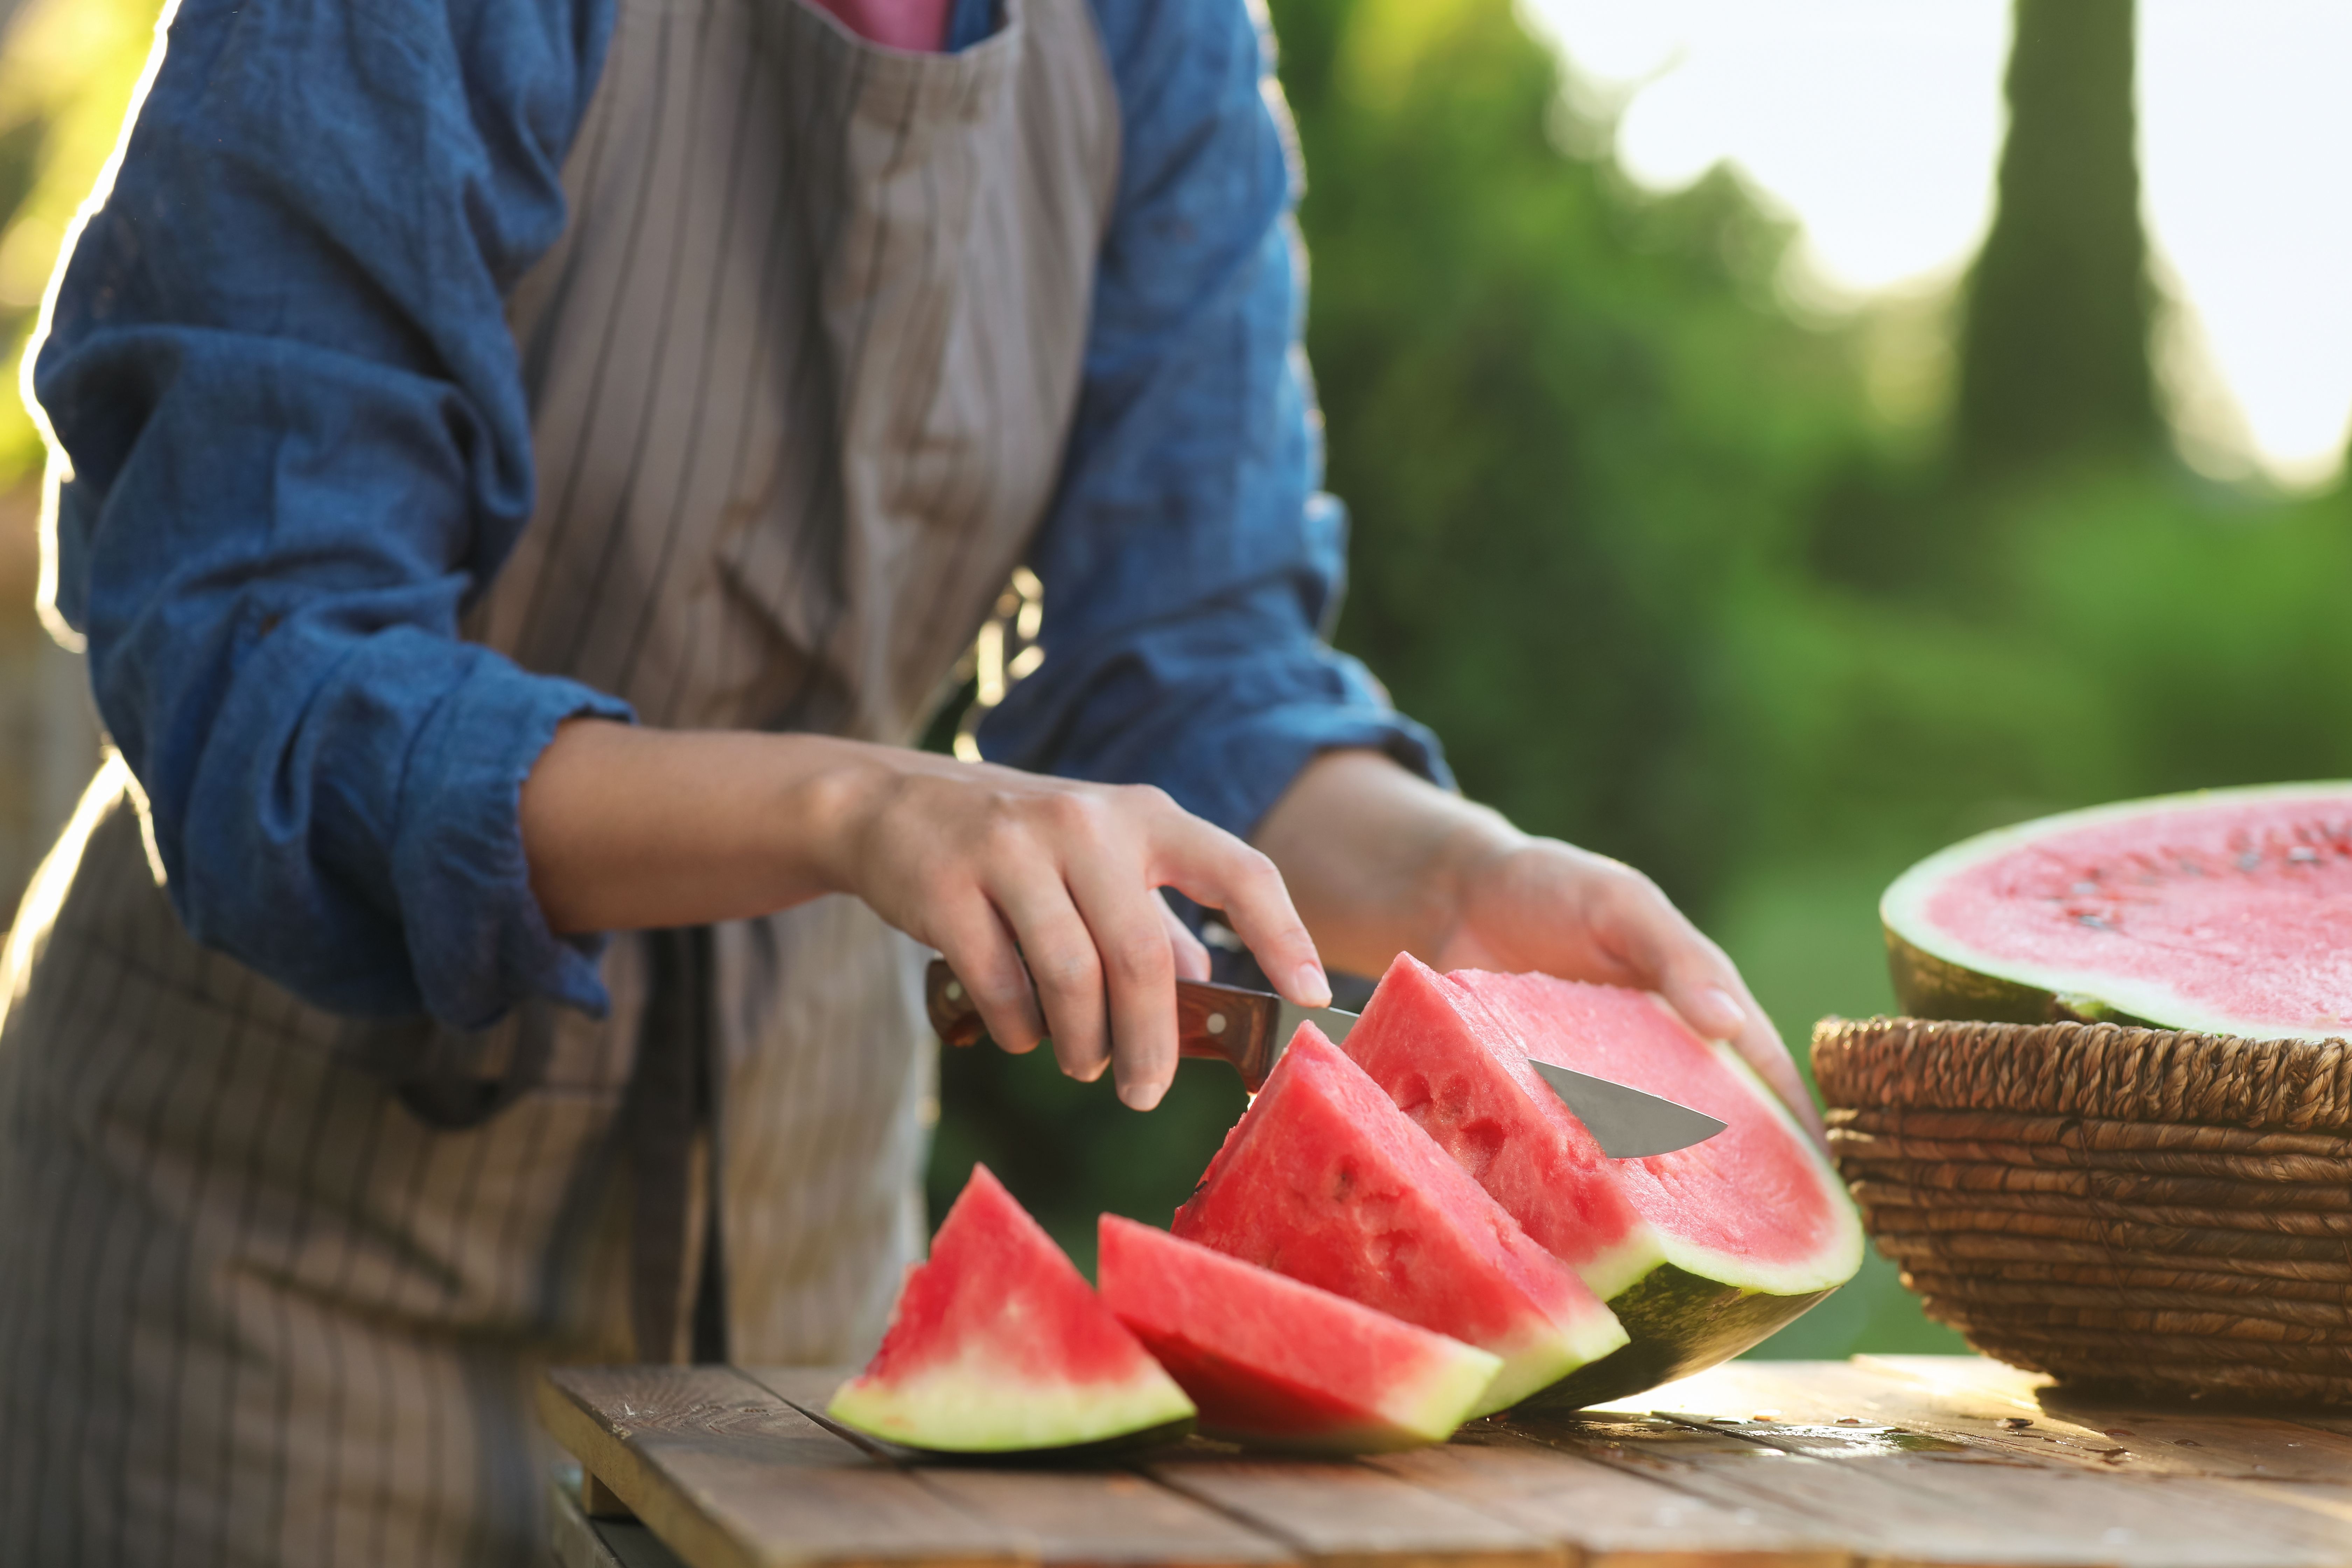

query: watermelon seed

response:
[2289,847,2319,863]
[2239,851,2262,871]
[1998,1417,2032,1429]
[2173,1438,2201,1447]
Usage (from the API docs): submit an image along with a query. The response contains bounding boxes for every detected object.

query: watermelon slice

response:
[1171,1024,1626,1414]
[1881,783,2352,1038]
[1337,955,1862,1409]
[827,1165,1195,1453]
[1097,1215,1502,1453]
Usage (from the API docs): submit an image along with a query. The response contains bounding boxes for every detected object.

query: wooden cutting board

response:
[541,1355,2352,1568]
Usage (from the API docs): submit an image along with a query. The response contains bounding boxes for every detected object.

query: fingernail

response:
[1120,1080,1164,1113]
[1294,962,1332,1009]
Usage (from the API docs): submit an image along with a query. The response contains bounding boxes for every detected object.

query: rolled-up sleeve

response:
[978,0,1448,838]
[33,0,628,1027]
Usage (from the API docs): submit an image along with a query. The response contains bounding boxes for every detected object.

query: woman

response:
[0,0,1816,1560]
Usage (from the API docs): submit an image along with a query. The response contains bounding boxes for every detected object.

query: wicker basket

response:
[1812,1015,2352,1408]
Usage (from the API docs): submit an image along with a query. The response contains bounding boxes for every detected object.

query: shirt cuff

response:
[390,661,635,1028]
[1173,692,1453,843]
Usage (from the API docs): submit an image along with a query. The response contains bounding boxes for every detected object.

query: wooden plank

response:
[1367,1427,1852,1568]
[1850,1355,2352,1483]
[553,1476,692,1568]
[1510,1374,2352,1568]
[1143,1450,1567,1568]
[741,1367,1301,1568]
[541,1366,1025,1568]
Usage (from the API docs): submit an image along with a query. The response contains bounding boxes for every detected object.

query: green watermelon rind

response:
[1510,1264,1837,1412]
[1880,780,2352,1042]
[1502,1047,1860,1410]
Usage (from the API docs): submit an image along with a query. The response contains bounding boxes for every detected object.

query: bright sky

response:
[1521,0,2352,489]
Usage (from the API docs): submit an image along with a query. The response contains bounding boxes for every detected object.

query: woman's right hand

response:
[807,751,1329,1111]
[521,722,1329,1111]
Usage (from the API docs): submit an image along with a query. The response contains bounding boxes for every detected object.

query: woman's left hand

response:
[1255,749,1823,1144]
[1430,836,1824,1144]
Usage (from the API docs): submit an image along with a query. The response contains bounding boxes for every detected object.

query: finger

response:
[929,898,1045,1056]
[1738,1006,1827,1148]
[1151,813,1328,1008]
[1065,857,1181,1112]
[1655,955,1825,1146]
[1590,872,1826,1143]
[989,871,1112,1084]
[1159,892,1213,983]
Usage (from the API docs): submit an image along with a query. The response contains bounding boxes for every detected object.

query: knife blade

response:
[925,959,1728,1157]
[1528,1059,1726,1158]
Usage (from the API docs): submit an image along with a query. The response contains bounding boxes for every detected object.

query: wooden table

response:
[541,1356,2352,1568]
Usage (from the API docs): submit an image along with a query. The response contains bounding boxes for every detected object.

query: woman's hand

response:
[1430,836,1823,1143]
[810,752,1329,1111]
[521,721,1329,1111]
[1254,749,1822,1143]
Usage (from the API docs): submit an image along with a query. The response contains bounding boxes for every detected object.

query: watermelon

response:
[1171,1024,1626,1414]
[1097,1215,1502,1453]
[1881,783,2352,1038]
[1337,955,1862,1409]
[827,1166,1195,1453]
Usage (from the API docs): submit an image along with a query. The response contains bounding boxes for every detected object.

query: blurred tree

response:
[1276,0,1873,911]
[1953,0,2160,481]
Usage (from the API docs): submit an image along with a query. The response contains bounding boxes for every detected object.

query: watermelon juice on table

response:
[1172,1023,1628,1413]
[1882,782,2352,1037]
[1098,1216,1502,1452]
[828,1165,1195,1454]
[1338,955,1862,1409]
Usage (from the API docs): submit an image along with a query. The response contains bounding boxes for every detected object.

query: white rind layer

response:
[1472,1303,1630,1418]
[1646,1047,1864,1298]
[1881,780,2352,1042]
[1378,1339,1504,1444]
[828,1349,1195,1453]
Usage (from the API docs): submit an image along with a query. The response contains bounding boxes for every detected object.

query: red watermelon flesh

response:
[1171,1024,1625,1414]
[1097,1215,1502,1452]
[1338,955,1860,1407]
[1882,783,2352,1038]
[827,1165,1195,1452]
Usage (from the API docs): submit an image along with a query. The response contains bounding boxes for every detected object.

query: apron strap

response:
[625,925,728,1364]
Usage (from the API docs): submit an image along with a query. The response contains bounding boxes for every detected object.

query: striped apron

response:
[0,0,1119,1561]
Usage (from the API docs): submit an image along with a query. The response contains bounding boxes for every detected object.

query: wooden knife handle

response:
[924,959,1284,1088]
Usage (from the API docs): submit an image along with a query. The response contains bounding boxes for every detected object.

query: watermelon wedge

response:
[1171,1024,1626,1414]
[1338,955,1862,1409]
[1881,783,2352,1038]
[1097,1216,1502,1453]
[827,1166,1195,1453]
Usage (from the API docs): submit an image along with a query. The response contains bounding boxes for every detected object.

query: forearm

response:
[1252,749,1521,976]
[520,719,887,934]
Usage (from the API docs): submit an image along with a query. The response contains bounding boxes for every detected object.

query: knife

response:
[922,959,1725,1157]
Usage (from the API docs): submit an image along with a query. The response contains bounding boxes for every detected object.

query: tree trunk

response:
[1954,0,2159,479]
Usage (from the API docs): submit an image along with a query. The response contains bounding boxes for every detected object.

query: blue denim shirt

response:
[31,0,1447,1030]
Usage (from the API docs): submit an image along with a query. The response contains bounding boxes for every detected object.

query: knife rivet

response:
[1206,1013,1227,1036]
[944,981,963,1002]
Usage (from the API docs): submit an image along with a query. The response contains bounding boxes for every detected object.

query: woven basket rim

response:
[1813,1015,2352,1136]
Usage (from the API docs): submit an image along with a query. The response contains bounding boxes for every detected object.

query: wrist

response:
[779,736,907,898]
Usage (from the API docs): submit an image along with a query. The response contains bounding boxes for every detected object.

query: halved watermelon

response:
[1338,955,1862,1409]
[1882,783,2352,1037]
[1097,1215,1502,1453]
[827,1165,1195,1453]
[1171,1024,1626,1413]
